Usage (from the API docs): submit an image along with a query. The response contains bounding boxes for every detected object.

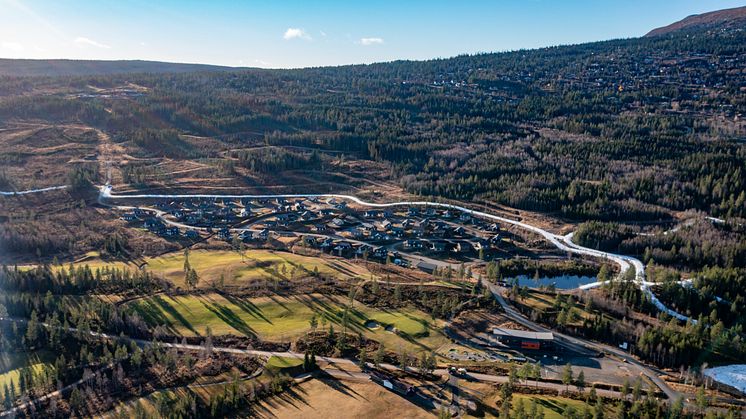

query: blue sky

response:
[0,0,743,68]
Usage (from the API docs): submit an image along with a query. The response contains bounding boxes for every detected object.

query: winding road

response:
[98,185,693,323]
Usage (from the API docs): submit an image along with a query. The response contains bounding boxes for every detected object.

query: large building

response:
[492,328,554,350]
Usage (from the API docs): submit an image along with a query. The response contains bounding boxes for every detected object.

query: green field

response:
[126,293,447,352]
[0,352,54,395]
[55,249,374,287]
[510,394,609,419]
[265,356,304,375]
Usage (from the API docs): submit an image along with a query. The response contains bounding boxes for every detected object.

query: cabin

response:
[416,261,437,275]
[454,241,473,253]
[474,239,491,250]
[239,231,254,242]
[404,239,423,249]
[364,210,380,218]
[430,241,448,252]
[121,213,137,222]
[329,218,346,229]
[185,230,199,239]
[356,244,372,257]
[216,228,232,241]
[333,241,353,256]
[162,227,180,237]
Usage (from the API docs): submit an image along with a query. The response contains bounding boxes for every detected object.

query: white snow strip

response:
[0,185,67,196]
[704,365,746,394]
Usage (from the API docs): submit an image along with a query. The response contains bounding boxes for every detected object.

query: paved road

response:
[99,185,694,323]
[480,279,681,401]
[0,315,631,416]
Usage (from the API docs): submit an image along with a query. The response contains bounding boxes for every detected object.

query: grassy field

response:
[509,394,607,419]
[56,249,375,287]
[266,356,303,370]
[0,351,54,394]
[126,293,448,352]
[251,377,433,419]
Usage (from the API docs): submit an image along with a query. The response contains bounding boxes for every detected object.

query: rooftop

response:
[492,327,554,341]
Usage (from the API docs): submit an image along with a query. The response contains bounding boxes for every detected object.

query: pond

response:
[512,274,597,290]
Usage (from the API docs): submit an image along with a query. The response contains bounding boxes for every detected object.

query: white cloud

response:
[360,37,384,46]
[74,36,110,49]
[283,28,311,41]
[1,41,23,51]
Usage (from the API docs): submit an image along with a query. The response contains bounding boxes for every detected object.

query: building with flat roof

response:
[492,327,554,350]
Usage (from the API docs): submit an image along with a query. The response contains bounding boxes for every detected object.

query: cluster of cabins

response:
[120,197,506,266]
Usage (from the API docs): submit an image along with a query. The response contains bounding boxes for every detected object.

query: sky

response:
[0,0,743,68]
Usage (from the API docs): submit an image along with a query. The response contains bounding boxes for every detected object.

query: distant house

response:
[185,230,199,239]
[258,228,270,240]
[216,228,232,241]
[314,224,329,233]
[454,241,473,253]
[239,231,254,241]
[121,213,137,222]
[329,218,345,229]
[416,261,437,275]
[405,239,423,249]
[372,247,388,259]
[356,244,372,257]
[304,236,318,247]
[430,241,448,252]
[391,227,405,238]
[364,210,380,218]
[349,228,365,239]
[162,227,180,237]
[474,239,491,250]
[452,226,466,236]
[407,207,420,216]
[459,213,472,222]
[333,241,353,256]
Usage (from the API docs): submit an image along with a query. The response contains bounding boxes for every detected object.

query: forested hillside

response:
[0,21,744,221]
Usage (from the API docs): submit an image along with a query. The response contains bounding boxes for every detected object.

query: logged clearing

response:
[251,377,434,419]
[62,249,375,286]
[126,293,448,351]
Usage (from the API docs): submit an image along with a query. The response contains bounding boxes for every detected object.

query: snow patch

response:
[704,365,746,394]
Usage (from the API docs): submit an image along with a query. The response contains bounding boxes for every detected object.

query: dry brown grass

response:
[251,377,434,419]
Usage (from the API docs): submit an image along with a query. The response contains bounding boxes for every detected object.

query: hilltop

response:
[646,5,746,37]
[0,58,244,77]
